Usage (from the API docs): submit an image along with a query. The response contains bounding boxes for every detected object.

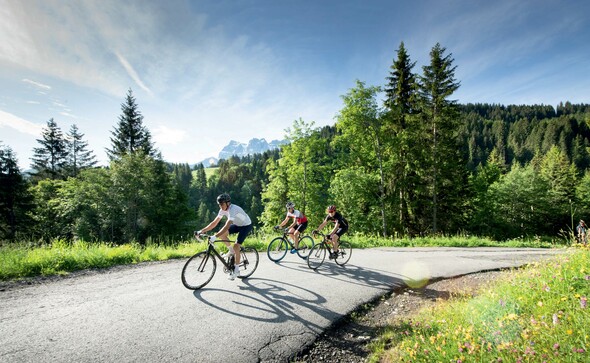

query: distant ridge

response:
[197,138,287,167]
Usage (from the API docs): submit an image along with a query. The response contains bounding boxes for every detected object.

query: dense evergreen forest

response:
[2,42,590,244]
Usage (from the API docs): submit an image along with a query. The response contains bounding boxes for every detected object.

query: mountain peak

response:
[197,138,287,167]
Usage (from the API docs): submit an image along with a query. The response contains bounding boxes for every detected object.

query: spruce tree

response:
[66,124,97,177]
[107,89,158,160]
[0,144,33,240]
[419,43,463,233]
[383,41,420,235]
[30,118,69,181]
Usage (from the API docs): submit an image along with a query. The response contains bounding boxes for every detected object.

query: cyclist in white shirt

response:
[196,193,252,280]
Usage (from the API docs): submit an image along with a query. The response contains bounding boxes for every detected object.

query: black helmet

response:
[217,193,231,204]
[286,201,295,209]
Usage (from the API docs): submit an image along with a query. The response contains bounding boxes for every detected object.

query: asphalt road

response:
[0,247,566,363]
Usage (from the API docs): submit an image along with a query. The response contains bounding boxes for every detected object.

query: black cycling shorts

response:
[294,222,308,233]
[334,226,348,237]
[228,224,252,244]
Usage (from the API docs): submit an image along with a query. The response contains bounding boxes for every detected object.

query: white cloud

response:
[0,109,43,136]
[22,78,51,90]
[114,51,153,96]
[152,125,187,145]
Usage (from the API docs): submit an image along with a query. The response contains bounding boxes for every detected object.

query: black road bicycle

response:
[307,231,352,269]
[267,228,315,262]
[181,233,259,290]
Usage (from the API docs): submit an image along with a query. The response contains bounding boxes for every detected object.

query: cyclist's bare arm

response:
[278,216,290,227]
[216,219,234,238]
[316,219,328,232]
[199,216,222,233]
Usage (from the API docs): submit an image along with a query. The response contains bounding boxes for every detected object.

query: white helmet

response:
[286,201,295,209]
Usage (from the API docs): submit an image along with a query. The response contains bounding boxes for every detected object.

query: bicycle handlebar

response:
[312,230,330,239]
[194,232,232,244]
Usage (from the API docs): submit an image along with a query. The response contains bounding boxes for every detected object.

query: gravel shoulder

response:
[293,270,505,362]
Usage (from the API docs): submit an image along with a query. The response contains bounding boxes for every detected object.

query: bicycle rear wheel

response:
[238,246,259,278]
[334,241,352,266]
[181,251,216,290]
[307,243,326,269]
[296,235,314,259]
[267,237,288,262]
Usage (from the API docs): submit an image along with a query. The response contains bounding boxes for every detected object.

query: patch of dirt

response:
[292,270,505,363]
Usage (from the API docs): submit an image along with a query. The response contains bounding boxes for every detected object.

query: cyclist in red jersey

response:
[275,202,308,253]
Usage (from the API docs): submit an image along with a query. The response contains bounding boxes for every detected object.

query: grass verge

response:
[0,234,566,282]
[369,245,589,362]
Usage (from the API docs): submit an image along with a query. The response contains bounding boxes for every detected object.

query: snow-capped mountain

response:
[198,138,287,167]
[218,138,286,160]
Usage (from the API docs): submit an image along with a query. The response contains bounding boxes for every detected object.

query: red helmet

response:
[326,205,336,213]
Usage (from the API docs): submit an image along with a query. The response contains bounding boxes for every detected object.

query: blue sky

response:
[1,0,589,169]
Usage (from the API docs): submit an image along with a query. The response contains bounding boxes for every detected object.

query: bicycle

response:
[307,231,352,269]
[267,227,315,262]
[181,233,259,290]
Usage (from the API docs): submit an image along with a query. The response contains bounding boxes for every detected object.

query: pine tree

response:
[385,42,418,126]
[419,43,462,233]
[30,118,69,181]
[383,41,420,235]
[0,144,33,240]
[66,124,97,177]
[107,89,158,160]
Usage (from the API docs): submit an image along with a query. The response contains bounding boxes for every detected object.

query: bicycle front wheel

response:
[296,235,314,259]
[267,237,288,262]
[238,246,259,278]
[334,241,352,266]
[307,243,326,270]
[181,251,216,290]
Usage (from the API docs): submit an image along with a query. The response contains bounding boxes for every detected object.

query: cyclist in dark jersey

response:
[313,205,348,259]
[275,201,308,253]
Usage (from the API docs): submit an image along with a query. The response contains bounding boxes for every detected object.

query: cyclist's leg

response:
[217,229,232,253]
[333,227,348,253]
[231,224,253,267]
[293,229,300,248]
[294,222,307,249]
[287,227,297,247]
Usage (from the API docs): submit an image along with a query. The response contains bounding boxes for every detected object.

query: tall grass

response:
[0,233,566,281]
[0,239,204,280]
[369,246,590,362]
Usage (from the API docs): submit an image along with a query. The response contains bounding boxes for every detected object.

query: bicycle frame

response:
[267,228,315,262]
[202,240,235,271]
[313,232,336,253]
[278,229,309,248]
[307,231,352,269]
[181,233,259,290]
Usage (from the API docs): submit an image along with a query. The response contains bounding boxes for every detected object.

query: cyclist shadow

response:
[192,278,338,333]
[191,260,418,331]
[272,259,411,291]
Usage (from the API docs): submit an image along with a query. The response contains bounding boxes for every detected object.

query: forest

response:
[1,42,590,244]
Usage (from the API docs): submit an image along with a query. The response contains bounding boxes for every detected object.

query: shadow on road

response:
[191,259,410,335]
[192,278,334,333]
[269,259,409,291]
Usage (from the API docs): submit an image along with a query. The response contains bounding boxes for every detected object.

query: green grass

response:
[0,233,566,281]
[368,245,590,362]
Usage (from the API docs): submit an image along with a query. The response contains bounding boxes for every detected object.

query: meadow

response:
[0,233,562,281]
[1,233,584,362]
[368,245,590,362]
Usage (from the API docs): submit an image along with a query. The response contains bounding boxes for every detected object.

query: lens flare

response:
[401,260,431,288]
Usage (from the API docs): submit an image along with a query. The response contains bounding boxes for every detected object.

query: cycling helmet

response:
[286,201,295,209]
[326,205,336,213]
[216,193,231,204]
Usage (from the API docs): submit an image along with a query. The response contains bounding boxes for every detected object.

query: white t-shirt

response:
[217,204,252,226]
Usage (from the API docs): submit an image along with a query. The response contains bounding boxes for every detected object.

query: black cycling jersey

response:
[325,211,348,228]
